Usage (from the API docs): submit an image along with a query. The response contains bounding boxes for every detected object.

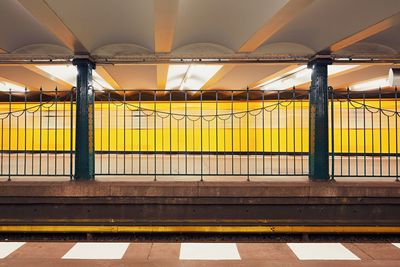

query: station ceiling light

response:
[0,81,26,92]
[261,65,359,91]
[37,65,113,90]
[166,64,222,90]
[350,77,389,91]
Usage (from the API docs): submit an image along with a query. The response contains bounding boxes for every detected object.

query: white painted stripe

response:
[62,242,129,259]
[0,242,25,259]
[180,243,241,260]
[392,243,400,249]
[287,243,360,260]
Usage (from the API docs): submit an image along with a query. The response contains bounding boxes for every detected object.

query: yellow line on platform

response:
[0,225,399,233]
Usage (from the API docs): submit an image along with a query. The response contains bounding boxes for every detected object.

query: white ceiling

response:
[0,0,399,91]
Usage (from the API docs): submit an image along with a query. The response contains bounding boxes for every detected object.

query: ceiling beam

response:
[0,74,37,91]
[154,0,179,53]
[95,66,120,89]
[156,65,169,89]
[249,64,300,89]
[239,0,314,52]
[154,0,179,89]
[328,11,400,53]
[17,0,87,53]
[23,65,72,88]
[202,0,314,89]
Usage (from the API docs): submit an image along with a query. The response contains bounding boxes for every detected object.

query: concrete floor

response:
[0,154,398,181]
[0,241,400,266]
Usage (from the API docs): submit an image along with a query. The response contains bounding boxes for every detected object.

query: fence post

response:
[308,55,332,181]
[72,57,95,181]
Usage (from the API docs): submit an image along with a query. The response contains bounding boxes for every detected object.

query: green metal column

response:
[73,58,95,181]
[308,56,332,180]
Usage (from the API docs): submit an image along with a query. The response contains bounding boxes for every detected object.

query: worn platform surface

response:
[1,241,400,266]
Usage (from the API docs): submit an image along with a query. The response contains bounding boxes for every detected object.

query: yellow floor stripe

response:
[0,225,399,233]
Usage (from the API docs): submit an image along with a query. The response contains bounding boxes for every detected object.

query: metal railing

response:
[94,89,309,179]
[330,87,399,179]
[1,87,398,180]
[0,89,75,179]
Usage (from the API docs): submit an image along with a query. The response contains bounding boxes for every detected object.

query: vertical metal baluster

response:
[340,99,343,176]
[69,89,73,180]
[270,104,273,175]
[347,88,350,176]
[388,112,390,176]
[379,88,382,176]
[363,93,366,176]
[216,91,219,175]
[1,119,3,176]
[139,91,142,175]
[395,87,398,181]
[123,90,126,175]
[239,117,242,175]
[208,121,211,174]
[192,119,195,175]
[162,117,164,174]
[254,93,257,175]
[108,91,111,174]
[169,91,172,175]
[355,90,358,176]
[100,93,103,174]
[185,91,188,175]
[231,91,234,175]
[293,88,296,175]
[39,88,42,176]
[285,97,288,174]
[32,95,35,175]
[262,91,265,175]
[8,90,12,180]
[131,99,134,174]
[55,88,58,175]
[24,88,27,175]
[46,97,50,175]
[63,91,66,175]
[252,92,259,175]
[177,114,180,175]
[371,99,375,176]
[200,90,203,181]
[147,108,150,175]
[223,109,226,175]
[246,90,250,181]
[301,96,304,175]
[330,87,335,179]
[115,93,118,174]
[278,91,281,175]
[16,99,19,176]
[154,90,157,181]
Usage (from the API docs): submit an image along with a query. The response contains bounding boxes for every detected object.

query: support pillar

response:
[73,58,95,181]
[308,56,332,181]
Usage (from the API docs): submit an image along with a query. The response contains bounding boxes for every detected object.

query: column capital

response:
[307,55,333,68]
[72,56,96,69]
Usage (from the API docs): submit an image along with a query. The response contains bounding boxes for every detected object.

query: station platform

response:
[1,241,400,266]
[0,179,399,235]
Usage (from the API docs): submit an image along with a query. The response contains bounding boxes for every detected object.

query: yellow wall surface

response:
[0,99,398,153]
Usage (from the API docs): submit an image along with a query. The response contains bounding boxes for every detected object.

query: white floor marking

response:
[0,242,25,259]
[287,243,360,260]
[62,242,130,259]
[392,243,400,249]
[179,243,241,260]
